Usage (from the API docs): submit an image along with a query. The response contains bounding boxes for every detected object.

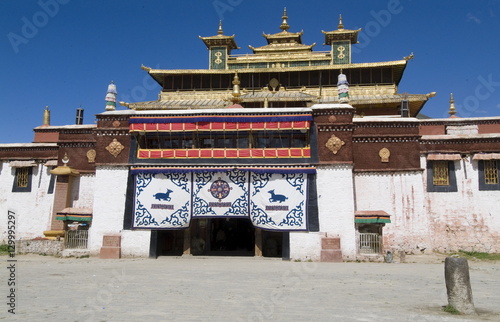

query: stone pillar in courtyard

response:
[445,257,476,315]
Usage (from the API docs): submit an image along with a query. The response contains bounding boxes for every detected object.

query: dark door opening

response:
[191,218,255,256]
[156,230,184,256]
[262,230,283,258]
[152,219,285,258]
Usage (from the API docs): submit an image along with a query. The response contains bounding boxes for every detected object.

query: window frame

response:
[478,159,500,191]
[426,160,457,192]
[12,167,33,192]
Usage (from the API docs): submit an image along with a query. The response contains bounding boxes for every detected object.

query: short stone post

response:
[444,257,476,315]
[398,250,406,263]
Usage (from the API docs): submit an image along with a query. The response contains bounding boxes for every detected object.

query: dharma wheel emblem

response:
[325,134,345,154]
[105,139,124,158]
[209,178,232,201]
[86,149,96,163]
[379,148,390,163]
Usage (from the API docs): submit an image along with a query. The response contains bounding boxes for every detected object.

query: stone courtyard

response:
[2,254,499,321]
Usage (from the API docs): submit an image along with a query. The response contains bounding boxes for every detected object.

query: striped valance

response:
[56,208,92,222]
[129,114,312,132]
[137,147,310,159]
[355,211,391,224]
[130,166,316,175]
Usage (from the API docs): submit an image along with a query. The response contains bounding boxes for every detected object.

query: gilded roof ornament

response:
[322,15,361,45]
[50,152,80,176]
[404,53,414,61]
[141,65,152,71]
[231,72,242,104]
[199,21,239,50]
[448,93,457,116]
[338,14,344,30]
[43,106,50,126]
[280,8,290,31]
[62,152,69,165]
[218,20,223,35]
[119,101,131,109]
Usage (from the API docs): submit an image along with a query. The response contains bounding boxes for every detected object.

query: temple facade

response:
[1,11,499,260]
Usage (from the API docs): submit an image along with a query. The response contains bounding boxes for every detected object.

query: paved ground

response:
[1,254,499,321]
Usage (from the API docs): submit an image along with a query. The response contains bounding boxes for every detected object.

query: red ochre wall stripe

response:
[137,148,310,159]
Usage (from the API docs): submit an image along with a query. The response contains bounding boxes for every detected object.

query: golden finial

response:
[338,14,344,30]
[231,72,242,104]
[141,64,151,71]
[404,53,414,61]
[43,106,50,126]
[280,7,290,31]
[448,93,457,116]
[62,153,69,166]
[218,20,223,35]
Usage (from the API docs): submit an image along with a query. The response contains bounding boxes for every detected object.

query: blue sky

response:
[1,0,500,143]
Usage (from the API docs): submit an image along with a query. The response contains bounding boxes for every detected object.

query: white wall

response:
[354,171,429,254]
[423,156,500,253]
[310,164,356,259]
[70,173,95,209]
[89,166,150,257]
[0,162,55,241]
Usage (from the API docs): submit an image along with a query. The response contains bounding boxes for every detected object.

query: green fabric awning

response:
[355,211,391,224]
[56,208,92,222]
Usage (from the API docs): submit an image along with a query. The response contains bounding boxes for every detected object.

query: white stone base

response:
[62,249,90,258]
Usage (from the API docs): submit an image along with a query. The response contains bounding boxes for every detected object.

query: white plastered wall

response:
[290,164,356,260]
[70,173,95,209]
[423,155,500,253]
[89,166,150,257]
[0,162,55,241]
[354,170,429,254]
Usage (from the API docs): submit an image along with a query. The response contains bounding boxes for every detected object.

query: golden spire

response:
[338,14,344,30]
[448,93,457,116]
[231,72,242,104]
[43,106,50,126]
[218,20,223,35]
[280,7,290,31]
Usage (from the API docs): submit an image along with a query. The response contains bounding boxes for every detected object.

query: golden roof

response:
[322,15,361,45]
[249,42,315,54]
[199,21,239,50]
[148,59,408,75]
[250,8,314,55]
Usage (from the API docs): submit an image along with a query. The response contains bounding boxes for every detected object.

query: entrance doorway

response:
[151,219,285,258]
[191,218,255,256]
[155,230,184,256]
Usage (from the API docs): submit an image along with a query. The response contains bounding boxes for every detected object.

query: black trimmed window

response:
[47,171,55,194]
[478,160,500,190]
[427,161,457,192]
[12,167,33,192]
